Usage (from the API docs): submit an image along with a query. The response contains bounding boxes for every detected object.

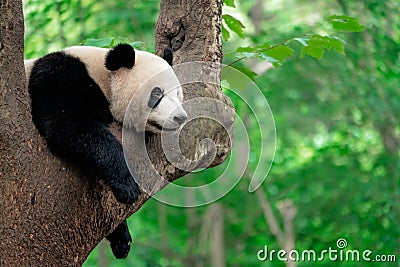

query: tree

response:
[0,0,233,265]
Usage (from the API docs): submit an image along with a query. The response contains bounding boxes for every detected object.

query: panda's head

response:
[105,44,187,133]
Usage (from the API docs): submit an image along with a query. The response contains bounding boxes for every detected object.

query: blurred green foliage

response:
[24,0,399,266]
[24,0,158,58]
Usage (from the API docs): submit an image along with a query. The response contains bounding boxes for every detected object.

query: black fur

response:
[148,87,164,108]
[28,50,139,259]
[106,220,132,259]
[105,44,135,71]
[163,47,173,66]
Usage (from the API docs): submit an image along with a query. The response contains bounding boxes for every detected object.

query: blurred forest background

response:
[23,0,399,266]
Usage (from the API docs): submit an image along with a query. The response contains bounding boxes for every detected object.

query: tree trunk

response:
[155,0,234,170]
[209,204,225,267]
[0,0,233,266]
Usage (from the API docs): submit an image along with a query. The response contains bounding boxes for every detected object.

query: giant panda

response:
[25,44,187,259]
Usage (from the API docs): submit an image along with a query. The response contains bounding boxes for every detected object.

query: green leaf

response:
[222,14,245,39]
[222,24,230,41]
[235,45,293,67]
[300,45,325,59]
[300,35,346,59]
[294,37,309,46]
[224,0,236,8]
[329,15,364,32]
[330,37,345,54]
[238,52,259,58]
[236,44,270,53]
[332,36,347,44]
[263,45,294,65]
[83,37,115,48]
[259,53,279,65]
[236,46,258,53]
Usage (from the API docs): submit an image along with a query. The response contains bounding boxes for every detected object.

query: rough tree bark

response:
[0,0,233,266]
[154,0,234,170]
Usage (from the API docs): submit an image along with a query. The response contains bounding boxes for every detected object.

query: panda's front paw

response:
[110,238,131,259]
[110,177,141,204]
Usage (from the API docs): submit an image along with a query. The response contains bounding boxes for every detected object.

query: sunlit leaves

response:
[300,35,346,59]
[233,33,348,65]
[263,45,294,66]
[223,0,236,8]
[225,14,363,67]
[235,44,294,67]
[222,14,245,39]
[329,15,364,32]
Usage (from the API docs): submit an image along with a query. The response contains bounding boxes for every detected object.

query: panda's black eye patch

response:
[148,87,164,108]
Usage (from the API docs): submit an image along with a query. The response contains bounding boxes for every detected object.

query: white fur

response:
[24,59,37,81]
[25,46,187,133]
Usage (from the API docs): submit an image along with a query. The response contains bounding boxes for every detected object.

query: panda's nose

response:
[173,114,187,125]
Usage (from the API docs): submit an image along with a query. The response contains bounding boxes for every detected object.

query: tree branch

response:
[0,0,234,265]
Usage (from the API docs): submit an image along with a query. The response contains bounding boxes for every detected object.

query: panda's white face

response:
[146,84,186,133]
[107,48,187,133]
[60,44,187,133]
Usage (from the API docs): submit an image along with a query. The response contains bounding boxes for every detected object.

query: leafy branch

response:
[222,14,364,79]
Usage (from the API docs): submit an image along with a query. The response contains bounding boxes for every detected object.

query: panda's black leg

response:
[106,220,132,259]
[44,120,141,204]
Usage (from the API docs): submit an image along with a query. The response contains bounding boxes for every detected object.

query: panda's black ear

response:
[163,47,173,66]
[105,44,135,71]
